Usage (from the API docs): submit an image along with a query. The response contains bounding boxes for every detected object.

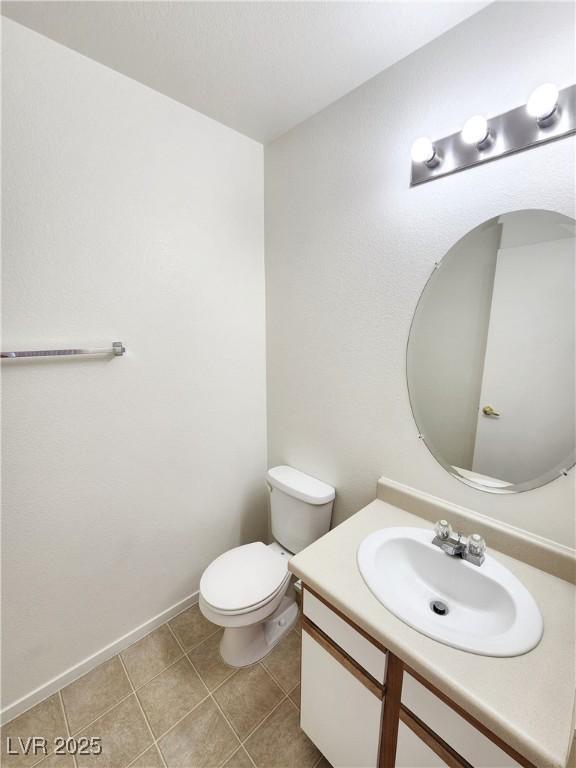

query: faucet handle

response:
[434,519,453,540]
[467,533,486,557]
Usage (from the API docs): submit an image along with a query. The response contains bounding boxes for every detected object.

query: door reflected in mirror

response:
[407,209,575,493]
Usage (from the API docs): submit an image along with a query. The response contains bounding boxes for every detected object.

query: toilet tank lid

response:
[267,465,335,505]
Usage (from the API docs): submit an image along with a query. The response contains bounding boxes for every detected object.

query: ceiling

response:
[2,1,489,143]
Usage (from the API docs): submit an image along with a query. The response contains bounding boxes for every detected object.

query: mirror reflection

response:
[407,209,575,493]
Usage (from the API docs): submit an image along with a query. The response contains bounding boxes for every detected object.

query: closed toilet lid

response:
[200,542,289,613]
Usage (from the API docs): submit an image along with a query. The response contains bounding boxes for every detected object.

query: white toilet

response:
[199,465,335,667]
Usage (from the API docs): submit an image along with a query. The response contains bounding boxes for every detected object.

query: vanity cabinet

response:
[300,586,534,768]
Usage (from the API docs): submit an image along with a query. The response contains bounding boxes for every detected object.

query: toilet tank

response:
[266,466,335,554]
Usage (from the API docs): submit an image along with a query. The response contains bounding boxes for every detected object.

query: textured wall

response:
[265,1,575,547]
[2,19,266,709]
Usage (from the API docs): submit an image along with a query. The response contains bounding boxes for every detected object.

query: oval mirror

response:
[407,210,575,493]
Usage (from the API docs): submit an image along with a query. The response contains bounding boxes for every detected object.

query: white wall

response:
[2,19,266,711]
[265,1,576,547]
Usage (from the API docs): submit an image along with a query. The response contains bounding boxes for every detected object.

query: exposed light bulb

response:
[411,137,436,165]
[527,83,559,124]
[461,115,491,147]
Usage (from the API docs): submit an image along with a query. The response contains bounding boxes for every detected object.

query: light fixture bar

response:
[410,83,575,186]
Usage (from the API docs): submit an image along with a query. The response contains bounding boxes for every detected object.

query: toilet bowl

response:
[200,541,298,666]
[199,466,335,667]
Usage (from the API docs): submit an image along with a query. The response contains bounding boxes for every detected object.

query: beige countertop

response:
[288,499,576,768]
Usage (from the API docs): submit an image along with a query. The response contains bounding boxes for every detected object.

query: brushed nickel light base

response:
[410,84,575,186]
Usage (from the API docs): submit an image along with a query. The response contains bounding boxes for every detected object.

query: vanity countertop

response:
[288,499,576,768]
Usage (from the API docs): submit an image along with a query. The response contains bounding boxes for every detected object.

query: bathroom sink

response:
[357,527,543,656]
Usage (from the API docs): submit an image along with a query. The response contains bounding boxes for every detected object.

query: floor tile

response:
[137,657,207,738]
[75,695,152,768]
[35,752,75,768]
[128,745,165,768]
[1,695,67,768]
[187,630,235,691]
[158,697,238,768]
[61,656,131,734]
[223,747,254,768]
[244,699,320,768]
[168,605,218,652]
[121,626,182,689]
[288,684,300,709]
[213,665,283,740]
[261,630,301,692]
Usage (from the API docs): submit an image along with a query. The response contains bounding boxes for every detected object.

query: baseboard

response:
[1,590,199,726]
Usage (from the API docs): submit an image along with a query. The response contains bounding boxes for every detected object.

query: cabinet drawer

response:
[396,721,448,767]
[402,673,522,767]
[303,589,387,683]
[301,626,383,768]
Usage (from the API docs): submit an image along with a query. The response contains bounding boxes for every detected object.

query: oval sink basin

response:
[357,527,543,656]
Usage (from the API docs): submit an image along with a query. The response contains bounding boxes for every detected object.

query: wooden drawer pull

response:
[302,617,384,700]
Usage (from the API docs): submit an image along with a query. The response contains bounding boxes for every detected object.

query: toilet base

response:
[219,595,299,667]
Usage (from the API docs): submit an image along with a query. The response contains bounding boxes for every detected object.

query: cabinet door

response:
[301,628,383,768]
[395,722,448,768]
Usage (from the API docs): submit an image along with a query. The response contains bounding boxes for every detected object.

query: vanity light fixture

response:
[410,137,438,167]
[527,82,560,126]
[461,115,492,148]
[410,82,575,185]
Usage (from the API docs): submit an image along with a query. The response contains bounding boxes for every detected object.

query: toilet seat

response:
[200,542,290,615]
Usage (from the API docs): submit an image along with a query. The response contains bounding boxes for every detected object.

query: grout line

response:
[174,618,302,764]
[258,660,292,695]
[166,616,220,657]
[239,744,258,768]
[131,652,186,693]
[285,694,300,713]
[118,654,168,768]
[165,621,187,654]
[239,693,289,747]
[176,627,244,767]
[24,691,74,768]
[188,653,237,693]
[203,665,240,697]
[287,680,300,696]
[209,694,242,768]
[66,650,190,737]
[58,690,78,768]
[70,689,135,736]
[58,691,72,738]
[150,689,211,744]
[125,744,160,768]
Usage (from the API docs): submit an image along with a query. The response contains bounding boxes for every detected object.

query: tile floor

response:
[2,606,331,768]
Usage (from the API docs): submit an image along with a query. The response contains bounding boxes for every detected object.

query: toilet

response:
[199,465,335,667]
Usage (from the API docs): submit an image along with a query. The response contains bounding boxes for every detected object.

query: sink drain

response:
[430,600,449,616]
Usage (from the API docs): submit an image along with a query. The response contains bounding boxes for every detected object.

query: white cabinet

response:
[303,590,387,683]
[395,722,448,767]
[401,674,522,768]
[300,627,383,768]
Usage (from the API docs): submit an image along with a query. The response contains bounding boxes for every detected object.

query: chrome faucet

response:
[432,520,486,566]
